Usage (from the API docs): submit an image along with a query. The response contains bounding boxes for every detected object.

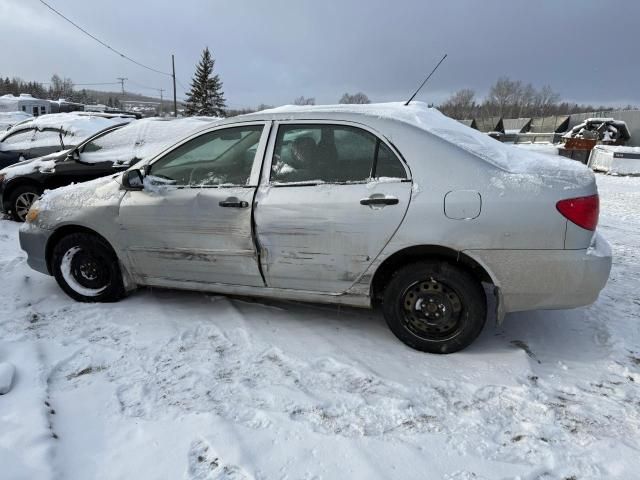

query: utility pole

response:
[159,88,165,116]
[171,55,177,117]
[116,77,127,94]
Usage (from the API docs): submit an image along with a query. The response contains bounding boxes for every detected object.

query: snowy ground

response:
[1,175,639,480]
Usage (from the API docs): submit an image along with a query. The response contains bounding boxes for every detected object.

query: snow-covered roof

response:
[246,102,587,176]
[1,113,130,142]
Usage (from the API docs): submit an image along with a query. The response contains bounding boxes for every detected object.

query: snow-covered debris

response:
[79,116,216,166]
[565,118,630,143]
[259,102,590,178]
[589,145,640,175]
[0,361,15,394]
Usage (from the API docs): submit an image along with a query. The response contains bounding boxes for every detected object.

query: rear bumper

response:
[465,232,612,313]
[19,224,52,275]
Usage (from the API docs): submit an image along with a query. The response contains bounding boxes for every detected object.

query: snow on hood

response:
[31,175,123,224]
[1,113,128,143]
[261,102,591,178]
[79,117,216,166]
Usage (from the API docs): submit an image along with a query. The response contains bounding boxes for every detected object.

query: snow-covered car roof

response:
[1,113,131,142]
[243,102,587,176]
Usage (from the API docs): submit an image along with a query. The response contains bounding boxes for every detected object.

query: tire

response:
[51,233,125,303]
[382,261,486,354]
[9,185,41,222]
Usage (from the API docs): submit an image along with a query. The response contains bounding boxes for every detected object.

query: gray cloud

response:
[2,0,639,108]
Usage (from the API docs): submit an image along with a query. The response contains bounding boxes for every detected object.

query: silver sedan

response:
[18,103,612,353]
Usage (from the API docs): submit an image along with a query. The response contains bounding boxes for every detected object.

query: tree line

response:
[438,77,635,120]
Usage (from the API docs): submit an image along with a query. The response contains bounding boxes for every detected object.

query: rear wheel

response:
[51,233,125,303]
[382,262,486,353]
[9,185,41,222]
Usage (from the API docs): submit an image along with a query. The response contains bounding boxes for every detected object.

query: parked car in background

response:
[0,112,131,170]
[19,102,612,354]
[0,117,213,221]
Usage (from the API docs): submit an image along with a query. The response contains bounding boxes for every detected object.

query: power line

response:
[37,0,172,77]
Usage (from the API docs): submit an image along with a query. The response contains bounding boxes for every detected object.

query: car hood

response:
[29,174,124,229]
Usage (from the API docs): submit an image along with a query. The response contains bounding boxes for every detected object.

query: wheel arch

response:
[3,179,44,211]
[370,244,497,303]
[45,224,118,274]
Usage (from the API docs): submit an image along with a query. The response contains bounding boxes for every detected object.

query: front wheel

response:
[51,233,125,302]
[382,262,487,354]
[9,185,41,222]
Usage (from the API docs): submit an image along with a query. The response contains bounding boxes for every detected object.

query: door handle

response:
[219,197,249,208]
[360,196,399,206]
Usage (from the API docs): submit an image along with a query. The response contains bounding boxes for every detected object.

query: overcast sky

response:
[1,0,639,109]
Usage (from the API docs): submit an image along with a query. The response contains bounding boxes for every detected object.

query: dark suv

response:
[0,117,212,221]
[0,124,129,221]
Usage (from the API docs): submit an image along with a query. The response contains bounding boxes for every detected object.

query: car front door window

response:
[150,125,263,187]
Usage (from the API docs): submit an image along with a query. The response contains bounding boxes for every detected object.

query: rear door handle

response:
[219,197,249,208]
[360,196,399,206]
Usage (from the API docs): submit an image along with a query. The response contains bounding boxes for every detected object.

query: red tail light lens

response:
[556,194,599,231]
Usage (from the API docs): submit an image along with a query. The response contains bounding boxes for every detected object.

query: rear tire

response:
[9,185,41,222]
[382,261,486,354]
[51,233,125,303]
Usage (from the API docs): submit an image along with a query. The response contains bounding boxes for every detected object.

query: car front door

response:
[118,122,269,287]
[254,121,412,293]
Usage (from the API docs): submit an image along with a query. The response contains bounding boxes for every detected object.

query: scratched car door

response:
[118,123,269,287]
[255,122,412,293]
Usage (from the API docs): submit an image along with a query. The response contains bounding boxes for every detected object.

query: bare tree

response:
[535,85,561,117]
[487,77,523,117]
[339,92,370,104]
[49,74,74,100]
[439,89,476,119]
[293,96,315,106]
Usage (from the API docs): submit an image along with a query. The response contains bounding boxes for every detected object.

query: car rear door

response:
[118,122,269,287]
[254,121,412,293]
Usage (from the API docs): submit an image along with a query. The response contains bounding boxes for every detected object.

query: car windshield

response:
[79,119,211,166]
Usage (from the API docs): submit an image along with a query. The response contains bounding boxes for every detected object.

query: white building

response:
[0,93,51,116]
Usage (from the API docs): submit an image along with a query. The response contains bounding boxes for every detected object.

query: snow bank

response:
[260,102,590,178]
[589,145,640,175]
[79,117,215,166]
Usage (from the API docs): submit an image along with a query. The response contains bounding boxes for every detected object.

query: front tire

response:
[51,233,125,302]
[9,185,41,222]
[382,262,486,354]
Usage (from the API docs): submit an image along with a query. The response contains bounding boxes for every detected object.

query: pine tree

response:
[185,47,226,117]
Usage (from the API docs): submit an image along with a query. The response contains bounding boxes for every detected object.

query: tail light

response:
[556,194,599,231]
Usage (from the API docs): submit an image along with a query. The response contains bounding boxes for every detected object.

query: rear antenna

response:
[404,53,448,106]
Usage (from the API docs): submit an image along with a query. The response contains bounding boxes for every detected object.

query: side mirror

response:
[122,169,144,191]
[72,149,80,161]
